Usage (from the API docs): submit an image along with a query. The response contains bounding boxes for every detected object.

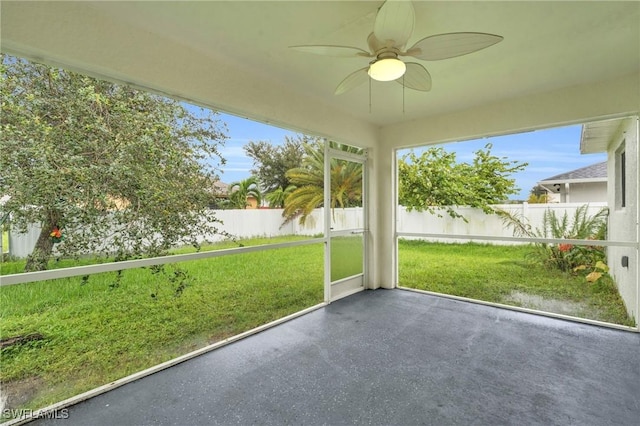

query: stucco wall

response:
[566,182,608,203]
[606,117,639,321]
[550,182,608,203]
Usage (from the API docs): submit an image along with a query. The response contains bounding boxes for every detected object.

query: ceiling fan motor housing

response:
[368,51,406,82]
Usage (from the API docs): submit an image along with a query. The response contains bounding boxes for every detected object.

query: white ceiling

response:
[1,1,639,145]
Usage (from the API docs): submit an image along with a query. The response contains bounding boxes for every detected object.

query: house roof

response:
[539,162,607,184]
[1,1,638,149]
[211,180,230,199]
[213,181,229,193]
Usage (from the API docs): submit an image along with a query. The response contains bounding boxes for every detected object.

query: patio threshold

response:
[25,289,640,425]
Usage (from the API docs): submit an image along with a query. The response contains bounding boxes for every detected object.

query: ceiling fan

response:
[291,0,503,95]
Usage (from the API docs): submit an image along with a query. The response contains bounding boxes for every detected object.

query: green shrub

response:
[498,205,608,278]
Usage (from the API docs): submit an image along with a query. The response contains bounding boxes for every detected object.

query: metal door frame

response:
[324,144,368,302]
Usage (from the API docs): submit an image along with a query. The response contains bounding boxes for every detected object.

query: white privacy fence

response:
[6,203,605,258]
[192,207,363,243]
[6,223,42,259]
[397,202,608,244]
[5,208,363,258]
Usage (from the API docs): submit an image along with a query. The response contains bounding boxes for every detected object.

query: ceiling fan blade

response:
[290,45,371,58]
[334,67,369,95]
[373,0,415,48]
[404,32,503,61]
[396,63,432,91]
[367,32,385,55]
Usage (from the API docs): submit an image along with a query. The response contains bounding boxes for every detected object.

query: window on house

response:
[616,142,626,209]
[621,151,626,208]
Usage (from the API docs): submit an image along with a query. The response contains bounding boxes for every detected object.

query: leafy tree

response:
[528,185,549,204]
[0,55,228,271]
[244,135,306,193]
[398,144,527,220]
[283,140,363,224]
[228,176,262,209]
[265,185,296,208]
[528,193,549,204]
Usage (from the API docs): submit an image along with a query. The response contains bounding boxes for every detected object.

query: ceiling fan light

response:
[368,58,406,81]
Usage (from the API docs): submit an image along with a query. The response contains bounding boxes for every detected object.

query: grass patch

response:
[2,230,8,254]
[0,236,323,414]
[331,236,363,281]
[398,239,634,327]
[0,235,320,276]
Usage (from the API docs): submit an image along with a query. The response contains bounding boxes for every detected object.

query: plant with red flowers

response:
[49,226,63,244]
[557,243,573,253]
[499,204,609,281]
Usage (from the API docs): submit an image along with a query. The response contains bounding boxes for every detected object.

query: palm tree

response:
[283,141,362,224]
[228,176,262,209]
[265,185,296,208]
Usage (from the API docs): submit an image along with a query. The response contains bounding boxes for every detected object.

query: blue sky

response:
[214,113,297,184]
[213,111,606,200]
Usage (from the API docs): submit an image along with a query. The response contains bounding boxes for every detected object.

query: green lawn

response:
[331,236,363,281]
[0,237,634,416]
[0,236,323,415]
[398,239,634,327]
[2,230,8,254]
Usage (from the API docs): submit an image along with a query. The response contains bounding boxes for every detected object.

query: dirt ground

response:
[504,291,590,318]
[1,376,46,411]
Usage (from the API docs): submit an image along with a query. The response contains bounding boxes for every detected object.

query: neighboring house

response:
[580,117,638,320]
[206,180,230,209]
[213,180,229,196]
[212,180,260,209]
[538,161,607,203]
[244,196,260,209]
[223,181,261,209]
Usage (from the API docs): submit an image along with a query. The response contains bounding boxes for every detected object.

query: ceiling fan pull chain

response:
[403,74,405,114]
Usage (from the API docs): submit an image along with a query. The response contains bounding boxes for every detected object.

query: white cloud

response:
[222,167,252,172]
[219,143,249,156]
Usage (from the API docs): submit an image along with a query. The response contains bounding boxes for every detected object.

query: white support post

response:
[370,141,396,289]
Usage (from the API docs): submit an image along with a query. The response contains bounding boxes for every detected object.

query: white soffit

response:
[580,119,626,154]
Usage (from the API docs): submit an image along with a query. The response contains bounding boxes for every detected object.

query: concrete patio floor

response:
[35,289,639,425]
